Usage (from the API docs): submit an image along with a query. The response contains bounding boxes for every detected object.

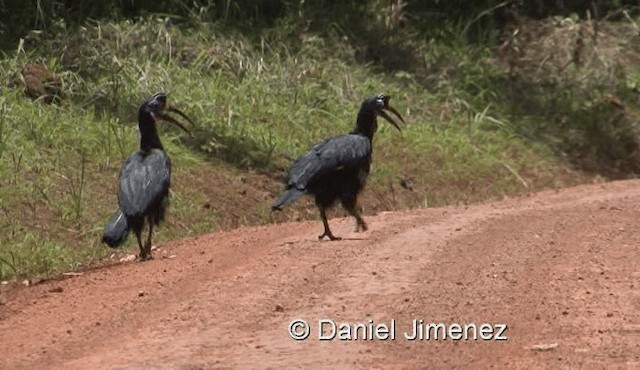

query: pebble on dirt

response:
[530,343,559,351]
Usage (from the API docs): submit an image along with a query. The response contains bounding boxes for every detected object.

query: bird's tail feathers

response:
[271,188,304,211]
[102,208,130,248]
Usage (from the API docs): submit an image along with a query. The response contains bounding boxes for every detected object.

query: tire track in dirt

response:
[1,180,640,369]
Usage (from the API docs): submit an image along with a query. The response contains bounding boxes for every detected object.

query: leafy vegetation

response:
[1,1,639,280]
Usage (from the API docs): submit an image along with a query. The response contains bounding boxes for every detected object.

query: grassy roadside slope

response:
[0,16,617,280]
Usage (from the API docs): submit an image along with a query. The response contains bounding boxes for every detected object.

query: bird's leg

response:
[134,230,149,261]
[343,200,368,232]
[142,222,154,261]
[353,214,368,233]
[318,207,341,241]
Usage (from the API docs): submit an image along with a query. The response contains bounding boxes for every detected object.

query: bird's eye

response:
[147,93,168,110]
[153,92,166,100]
[375,94,389,107]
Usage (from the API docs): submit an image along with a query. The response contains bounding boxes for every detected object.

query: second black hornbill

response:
[102,92,194,260]
[272,93,404,240]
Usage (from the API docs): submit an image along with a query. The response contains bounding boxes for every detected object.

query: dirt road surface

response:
[1,180,640,369]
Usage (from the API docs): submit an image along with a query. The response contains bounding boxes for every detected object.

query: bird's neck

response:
[351,109,377,140]
[138,117,164,152]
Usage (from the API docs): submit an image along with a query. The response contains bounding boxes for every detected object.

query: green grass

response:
[3,14,632,281]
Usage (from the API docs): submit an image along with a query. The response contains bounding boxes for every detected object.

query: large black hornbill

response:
[102,92,194,260]
[272,93,404,240]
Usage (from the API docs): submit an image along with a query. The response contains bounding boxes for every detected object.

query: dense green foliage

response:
[3,0,639,50]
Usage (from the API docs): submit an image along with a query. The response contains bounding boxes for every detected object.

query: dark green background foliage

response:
[2,0,639,49]
[2,0,640,181]
[2,0,640,182]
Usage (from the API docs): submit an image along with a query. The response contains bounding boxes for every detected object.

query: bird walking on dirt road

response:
[102,92,194,260]
[272,93,404,240]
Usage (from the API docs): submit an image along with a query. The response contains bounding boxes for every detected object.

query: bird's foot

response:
[318,232,341,241]
[138,252,153,262]
[354,220,368,233]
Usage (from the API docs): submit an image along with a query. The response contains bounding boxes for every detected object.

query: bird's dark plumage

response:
[118,149,171,219]
[102,208,129,248]
[272,93,404,240]
[101,92,193,260]
[271,135,371,210]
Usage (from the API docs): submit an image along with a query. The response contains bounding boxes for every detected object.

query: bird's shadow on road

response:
[320,237,368,242]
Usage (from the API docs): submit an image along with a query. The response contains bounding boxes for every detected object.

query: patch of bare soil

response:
[1,180,639,369]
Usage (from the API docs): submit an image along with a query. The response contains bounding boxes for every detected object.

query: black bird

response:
[102,92,194,260]
[272,93,404,240]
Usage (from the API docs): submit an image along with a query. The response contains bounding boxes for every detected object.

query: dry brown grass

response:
[498,17,640,85]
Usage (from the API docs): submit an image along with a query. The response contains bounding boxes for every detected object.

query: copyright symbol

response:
[289,319,310,340]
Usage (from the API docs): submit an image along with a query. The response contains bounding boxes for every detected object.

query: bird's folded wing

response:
[118,150,171,217]
[288,134,371,189]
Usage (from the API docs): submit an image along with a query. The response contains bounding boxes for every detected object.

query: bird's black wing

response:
[118,149,171,218]
[287,134,371,190]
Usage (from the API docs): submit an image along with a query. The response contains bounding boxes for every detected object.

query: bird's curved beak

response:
[379,105,405,131]
[153,106,195,136]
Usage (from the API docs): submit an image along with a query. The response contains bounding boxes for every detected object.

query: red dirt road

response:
[1,180,640,369]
